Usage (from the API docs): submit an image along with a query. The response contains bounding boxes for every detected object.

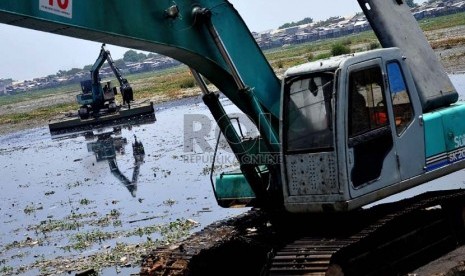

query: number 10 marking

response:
[48,0,69,10]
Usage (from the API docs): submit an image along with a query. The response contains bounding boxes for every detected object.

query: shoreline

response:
[0,92,206,137]
[2,71,465,137]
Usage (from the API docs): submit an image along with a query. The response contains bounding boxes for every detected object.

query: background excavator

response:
[49,43,155,135]
[1,0,465,274]
[77,43,135,119]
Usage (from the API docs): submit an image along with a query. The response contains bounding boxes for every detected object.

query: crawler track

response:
[269,189,465,275]
[141,189,465,275]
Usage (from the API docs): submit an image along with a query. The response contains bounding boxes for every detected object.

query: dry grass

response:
[430,36,465,49]
[0,103,75,124]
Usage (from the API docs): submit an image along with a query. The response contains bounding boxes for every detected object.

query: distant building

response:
[0,79,12,95]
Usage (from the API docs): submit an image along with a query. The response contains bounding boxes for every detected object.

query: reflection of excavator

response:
[86,129,145,197]
[2,0,465,274]
[77,44,134,119]
[51,114,155,197]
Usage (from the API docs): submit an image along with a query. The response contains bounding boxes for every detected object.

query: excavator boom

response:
[0,1,281,120]
[358,0,457,111]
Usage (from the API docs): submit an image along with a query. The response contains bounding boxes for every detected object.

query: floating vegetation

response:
[79,198,93,205]
[66,181,83,189]
[163,199,176,207]
[66,211,98,220]
[65,230,117,251]
[0,266,13,274]
[23,203,43,215]
[27,219,82,233]
[4,237,41,251]
[44,190,55,196]
[61,218,197,253]
[109,209,120,217]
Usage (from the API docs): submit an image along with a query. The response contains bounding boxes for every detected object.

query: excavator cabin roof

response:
[284,47,404,78]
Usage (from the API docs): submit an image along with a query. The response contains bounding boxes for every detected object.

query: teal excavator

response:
[49,42,154,134]
[77,43,134,119]
[1,1,465,274]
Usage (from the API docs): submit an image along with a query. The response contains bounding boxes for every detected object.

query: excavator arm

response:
[90,45,109,86]
[91,44,134,105]
[0,1,281,120]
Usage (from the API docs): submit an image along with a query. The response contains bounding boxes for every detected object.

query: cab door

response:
[346,59,400,198]
[385,61,425,180]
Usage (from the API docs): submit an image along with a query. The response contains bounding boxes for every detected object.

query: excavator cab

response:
[280,49,426,212]
[214,49,428,212]
[77,79,93,106]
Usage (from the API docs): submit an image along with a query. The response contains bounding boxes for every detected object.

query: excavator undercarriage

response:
[141,189,465,275]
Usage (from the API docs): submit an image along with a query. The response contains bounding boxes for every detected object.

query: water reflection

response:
[51,115,155,197]
[85,129,145,197]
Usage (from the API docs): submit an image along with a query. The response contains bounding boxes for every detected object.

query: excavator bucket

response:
[215,170,256,207]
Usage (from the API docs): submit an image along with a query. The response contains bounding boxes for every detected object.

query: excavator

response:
[77,43,135,119]
[1,0,465,274]
[49,43,155,134]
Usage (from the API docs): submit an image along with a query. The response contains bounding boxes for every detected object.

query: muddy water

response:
[0,96,247,274]
[1,74,465,275]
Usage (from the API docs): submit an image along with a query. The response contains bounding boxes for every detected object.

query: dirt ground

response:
[427,25,465,74]
[413,246,465,275]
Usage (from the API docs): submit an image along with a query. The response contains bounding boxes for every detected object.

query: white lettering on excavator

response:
[449,148,465,163]
[449,134,465,163]
[39,0,72,19]
[454,134,465,148]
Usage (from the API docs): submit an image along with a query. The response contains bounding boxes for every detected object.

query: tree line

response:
[277,0,418,30]
[52,50,157,78]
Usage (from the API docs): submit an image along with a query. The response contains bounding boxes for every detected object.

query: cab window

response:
[285,73,334,152]
[347,64,393,187]
[348,66,388,137]
[386,62,414,135]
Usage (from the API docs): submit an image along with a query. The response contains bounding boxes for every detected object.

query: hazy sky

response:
[0,1,362,81]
